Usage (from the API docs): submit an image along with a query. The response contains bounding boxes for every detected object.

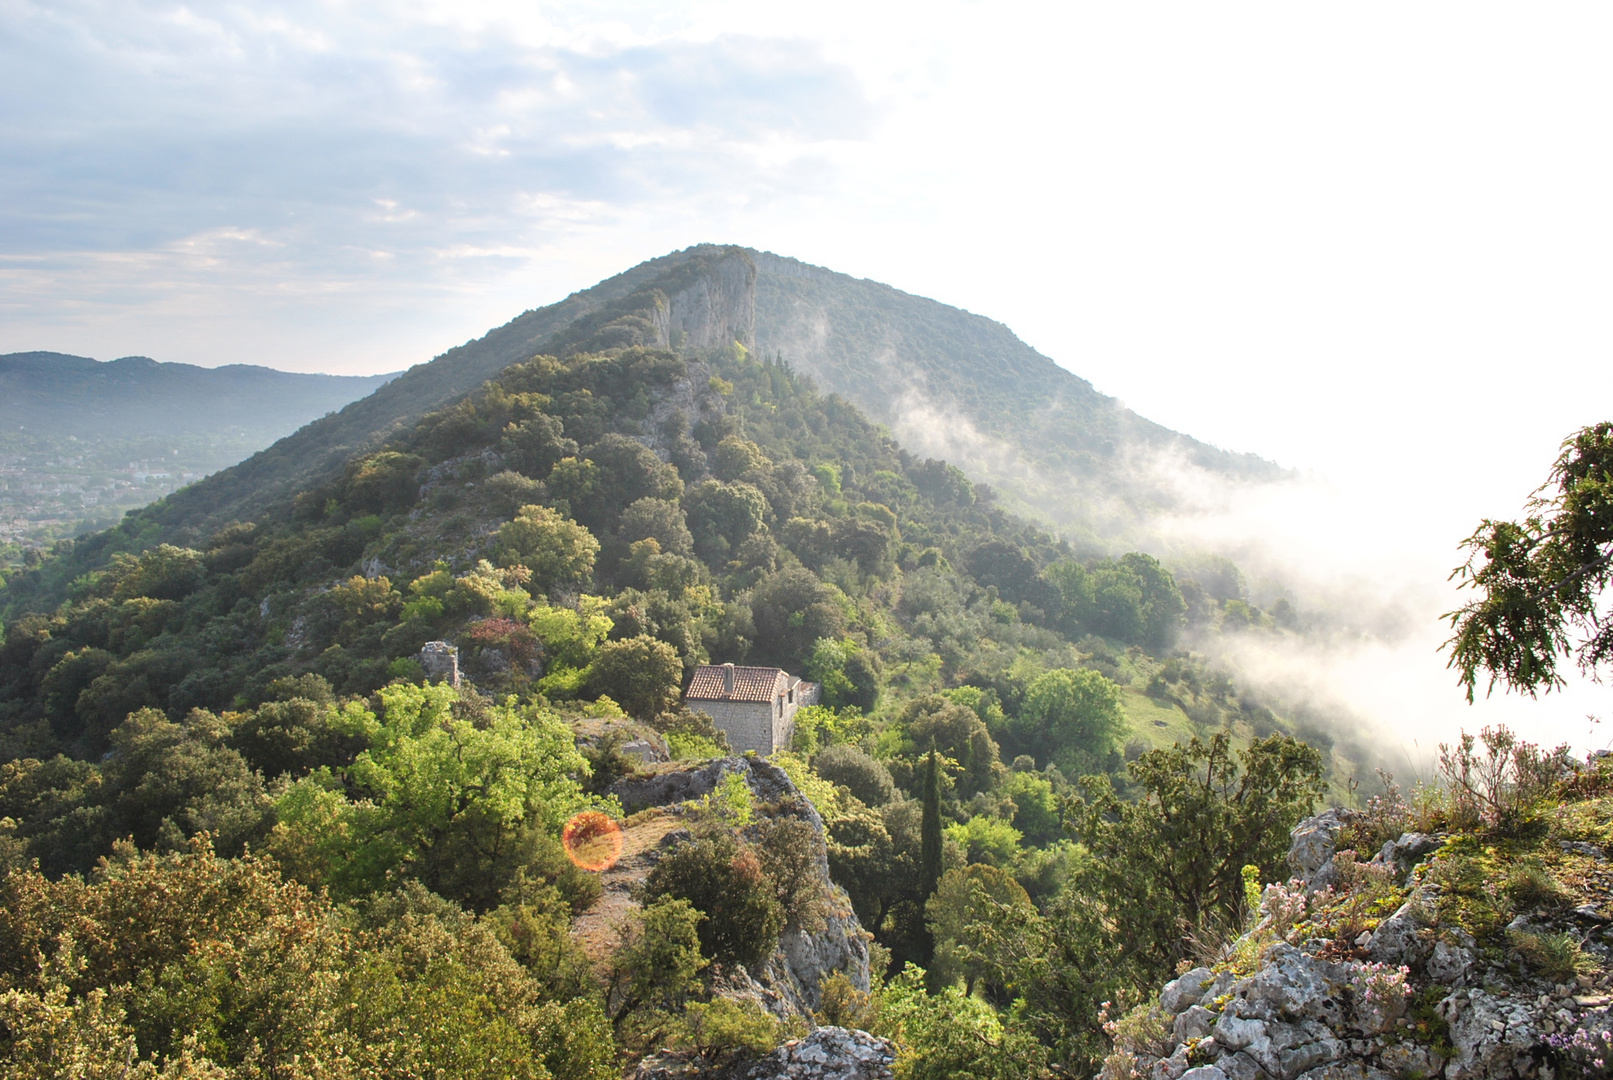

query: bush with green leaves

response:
[270,681,598,908]
[876,965,1049,1080]
[641,832,786,971]
[814,743,896,807]
[0,841,617,1080]
[1014,667,1126,776]
[585,634,684,720]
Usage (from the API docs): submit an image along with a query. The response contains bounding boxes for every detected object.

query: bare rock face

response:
[733,1027,896,1080]
[1104,807,1613,1080]
[633,1027,895,1080]
[1286,808,1357,889]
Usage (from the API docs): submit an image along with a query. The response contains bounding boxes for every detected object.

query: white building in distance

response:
[684,663,819,755]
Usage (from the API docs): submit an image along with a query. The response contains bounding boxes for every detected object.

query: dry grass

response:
[570,807,689,970]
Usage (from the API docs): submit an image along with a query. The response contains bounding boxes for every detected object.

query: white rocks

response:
[1367,898,1430,965]
[1214,1052,1266,1080]
[1376,1041,1443,1078]
[738,1027,895,1080]
[1162,968,1217,1014]
[1178,1067,1228,1080]
[1426,939,1474,984]
[1236,945,1348,1027]
[1440,989,1539,1080]
[1199,971,1236,1007]
[1173,1006,1217,1043]
[1212,1015,1267,1052]
[1287,809,1358,886]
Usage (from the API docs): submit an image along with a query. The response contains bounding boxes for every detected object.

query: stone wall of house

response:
[692,699,778,755]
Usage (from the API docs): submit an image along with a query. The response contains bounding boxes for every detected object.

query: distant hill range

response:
[93,245,1280,547]
[0,353,397,442]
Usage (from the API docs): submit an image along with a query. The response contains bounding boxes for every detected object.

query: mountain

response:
[0,353,397,551]
[0,265,1364,1079]
[0,352,397,441]
[749,250,1282,528]
[74,245,1274,553]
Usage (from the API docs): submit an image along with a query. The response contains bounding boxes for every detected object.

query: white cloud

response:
[4,0,1611,752]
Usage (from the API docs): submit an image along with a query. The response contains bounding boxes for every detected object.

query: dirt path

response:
[571,808,687,970]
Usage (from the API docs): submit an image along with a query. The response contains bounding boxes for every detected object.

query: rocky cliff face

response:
[1104,796,1613,1080]
[658,250,756,351]
[606,756,872,1020]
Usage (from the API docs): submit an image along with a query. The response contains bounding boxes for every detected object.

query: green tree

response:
[748,567,846,669]
[641,832,786,970]
[926,864,1034,993]
[814,743,895,807]
[1015,668,1125,776]
[919,750,943,908]
[1065,732,1324,982]
[905,696,1001,796]
[494,504,599,591]
[586,634,684,719]
[607,896,708,1048]
[1446,421,1613,699]
[877,966,1049,1080]
[687,480,769,561]
[805,636,881,712]
[272,683,594,905]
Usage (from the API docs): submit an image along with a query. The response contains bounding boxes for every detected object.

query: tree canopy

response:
[1446,421,1613,699]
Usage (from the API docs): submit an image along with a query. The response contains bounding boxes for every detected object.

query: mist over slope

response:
[85,245,1275,552]
[749,250,1284,538]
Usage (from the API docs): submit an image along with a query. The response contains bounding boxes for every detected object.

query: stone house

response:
[684,663,819,755]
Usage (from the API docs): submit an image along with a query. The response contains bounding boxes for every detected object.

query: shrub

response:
[816,969,876,1030]
[878,965,1049,1080]
[670,998,781,1064]
[814,743,896,807]
[494,504,599,591]
[642,833,785,970]
[585,635,683,719]
[1437,725,1572,832]
[755,814,831,932]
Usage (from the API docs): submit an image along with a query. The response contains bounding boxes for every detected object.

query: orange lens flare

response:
[562,811,623,872]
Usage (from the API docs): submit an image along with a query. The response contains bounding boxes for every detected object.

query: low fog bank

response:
[1142,448,1609,763]
[884,396,1606,764]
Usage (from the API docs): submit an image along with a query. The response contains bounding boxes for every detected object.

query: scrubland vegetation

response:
[4,313,1593,1076]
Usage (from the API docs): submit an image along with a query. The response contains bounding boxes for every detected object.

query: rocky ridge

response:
[1103,773,1613,1080]
[633,1026,896,1080]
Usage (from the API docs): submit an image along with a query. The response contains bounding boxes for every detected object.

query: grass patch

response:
[1508,929,1594,982]
[1505,862,1570,909]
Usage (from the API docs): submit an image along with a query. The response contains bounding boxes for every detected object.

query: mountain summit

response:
[104,245,1273,546]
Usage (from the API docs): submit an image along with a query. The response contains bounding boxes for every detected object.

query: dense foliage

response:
[0,327,1335,1077]
[1446,420,1613,699]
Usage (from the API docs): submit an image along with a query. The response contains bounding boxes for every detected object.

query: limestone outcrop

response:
[1101,804,1613,1080]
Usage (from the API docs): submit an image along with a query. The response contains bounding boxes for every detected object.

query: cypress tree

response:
[920,749,943,903]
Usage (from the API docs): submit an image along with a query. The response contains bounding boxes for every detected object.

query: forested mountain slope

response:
[69,245,1276,560]
[749,250,1282,529]
[0,294,1345,1075]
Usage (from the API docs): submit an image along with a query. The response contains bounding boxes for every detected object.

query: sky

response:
[4,1,1611,753]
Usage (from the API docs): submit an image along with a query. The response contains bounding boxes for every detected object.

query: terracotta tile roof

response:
[686,664,789,703]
